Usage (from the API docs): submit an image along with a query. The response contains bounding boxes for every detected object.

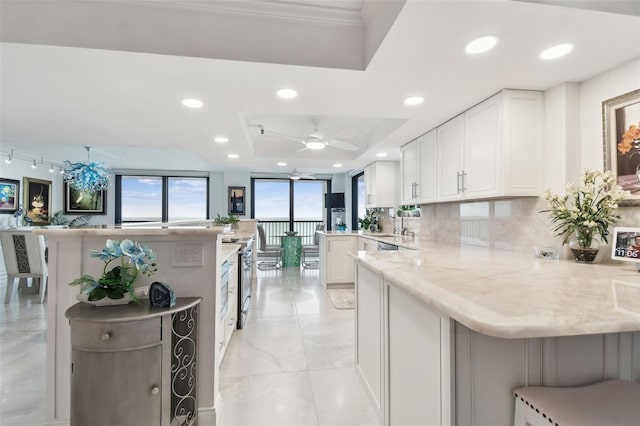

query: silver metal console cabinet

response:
[65,297,201,426]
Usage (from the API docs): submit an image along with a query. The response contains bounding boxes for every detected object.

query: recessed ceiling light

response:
[539,43,574,60]
[276,88,298,99]
[277,162,287,167]
[376,152,387,158]
[228,154,239,159]
[182,98,203,108]
[334,163,343,168]
[305,141,326,150]
[214,136,229,143]
[404,96,424,106]
[465,35,498,54]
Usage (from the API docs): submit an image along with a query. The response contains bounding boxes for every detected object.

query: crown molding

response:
[133,0,364,27]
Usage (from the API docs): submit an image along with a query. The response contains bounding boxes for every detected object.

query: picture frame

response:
[228,186,245,215]
[0,178,20,214]
[64,182,106,215]
[23,177,52,225]
[602,88,640,205]
[610,227,640,266]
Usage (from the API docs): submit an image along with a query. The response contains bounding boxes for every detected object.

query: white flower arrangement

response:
[542,169,629,248]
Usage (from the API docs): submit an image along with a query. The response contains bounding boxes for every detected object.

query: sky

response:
[254,180,324,220]
[121,177,325,221]
[122,177,207,220]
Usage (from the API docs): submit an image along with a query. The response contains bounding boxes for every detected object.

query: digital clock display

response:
[611,227,640,263]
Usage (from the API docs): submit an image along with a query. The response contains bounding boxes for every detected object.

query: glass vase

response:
[569,229,600,263]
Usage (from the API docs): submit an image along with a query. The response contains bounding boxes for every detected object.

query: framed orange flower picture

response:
[603,88,640,205]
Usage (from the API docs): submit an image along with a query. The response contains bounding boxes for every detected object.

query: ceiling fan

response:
[253,124,359,152]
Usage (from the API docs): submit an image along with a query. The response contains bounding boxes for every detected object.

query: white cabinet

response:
[365,161,398,208]
[219,250,238,362]
[436,115,465,201]
[401,129,437,205]
[387,282,451,426]
[355,263,384,418]
[436,89,543,203]
[319,234,356,288]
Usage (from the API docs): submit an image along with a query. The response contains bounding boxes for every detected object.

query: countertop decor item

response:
[69,239,158,304]
[542,169,628,263]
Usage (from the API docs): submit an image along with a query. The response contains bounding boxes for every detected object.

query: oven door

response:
[237,243,253,329]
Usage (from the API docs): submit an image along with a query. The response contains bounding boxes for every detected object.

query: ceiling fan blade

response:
[324,139,359,151]
[263,129,305,143]
[296,147,309,152]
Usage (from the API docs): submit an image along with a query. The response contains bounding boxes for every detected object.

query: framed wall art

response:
[603,88,640,205]
[228,186,245,215]
[0,178,19,214]
[64,182,106,214]
[23,177,52,225]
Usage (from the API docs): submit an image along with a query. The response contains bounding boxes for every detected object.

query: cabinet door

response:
[464,95,501,198]
[387,284,446,426]
[400,141,417,205]
[436,115,464,201]
[416,129,437,203]
[365,164,376,207]
[326,237,355,283]
[355,264,384,413]
[72,345,162,425]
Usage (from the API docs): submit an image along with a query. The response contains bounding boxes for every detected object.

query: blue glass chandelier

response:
[63,147,113,193]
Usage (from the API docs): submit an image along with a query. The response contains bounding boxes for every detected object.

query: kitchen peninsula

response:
[36,224,231,426]
[352,242,640,426]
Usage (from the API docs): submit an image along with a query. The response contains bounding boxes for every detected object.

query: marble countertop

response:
[352,242,640,339]
[221,230,255,243]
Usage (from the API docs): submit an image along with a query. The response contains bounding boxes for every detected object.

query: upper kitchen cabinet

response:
[400,129,436,205]
[365,161,398,208]
[436,89,544,202]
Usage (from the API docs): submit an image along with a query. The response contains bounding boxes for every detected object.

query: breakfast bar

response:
[352,243,640,426]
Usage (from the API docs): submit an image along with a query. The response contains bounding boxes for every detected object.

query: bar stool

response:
[513,379,640,426]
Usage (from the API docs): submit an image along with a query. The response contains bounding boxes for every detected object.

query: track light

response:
[31,160,37,169]
[5,149,13,164]
[49,163,55,173]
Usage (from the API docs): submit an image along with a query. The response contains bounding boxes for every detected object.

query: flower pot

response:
[569,231,600,263]
[76,286,148,306]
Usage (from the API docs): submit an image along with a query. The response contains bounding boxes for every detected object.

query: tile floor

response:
[0,269,381,426]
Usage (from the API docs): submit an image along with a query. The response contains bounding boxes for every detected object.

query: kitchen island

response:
[35,224,228,426]
[352,243,640,426]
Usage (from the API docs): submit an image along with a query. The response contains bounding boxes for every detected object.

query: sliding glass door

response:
[252,178,327,245]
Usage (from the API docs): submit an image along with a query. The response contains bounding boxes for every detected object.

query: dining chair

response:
[301,224,324,269]
[0,230,48,303]
[256,223,282,270]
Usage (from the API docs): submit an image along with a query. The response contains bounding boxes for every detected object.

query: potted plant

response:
[215,213,240,228]
[541,169,628,263]
[69,239,157,304]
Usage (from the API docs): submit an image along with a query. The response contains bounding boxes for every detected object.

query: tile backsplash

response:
[379,197,640,263]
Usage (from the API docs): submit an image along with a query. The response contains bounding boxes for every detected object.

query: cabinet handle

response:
[150,386,159,395]
[456,171,462,193]
[414,182,418,199]
[462,170,467,192]
[100,332,112,341]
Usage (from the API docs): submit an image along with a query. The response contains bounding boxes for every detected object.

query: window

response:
[351,171,365,229]
[116,174,209,223]
[252,178,328,244]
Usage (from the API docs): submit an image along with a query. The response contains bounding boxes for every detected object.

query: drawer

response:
[71,318,161,351]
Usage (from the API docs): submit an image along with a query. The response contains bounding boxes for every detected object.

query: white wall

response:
[579,57,640,170]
